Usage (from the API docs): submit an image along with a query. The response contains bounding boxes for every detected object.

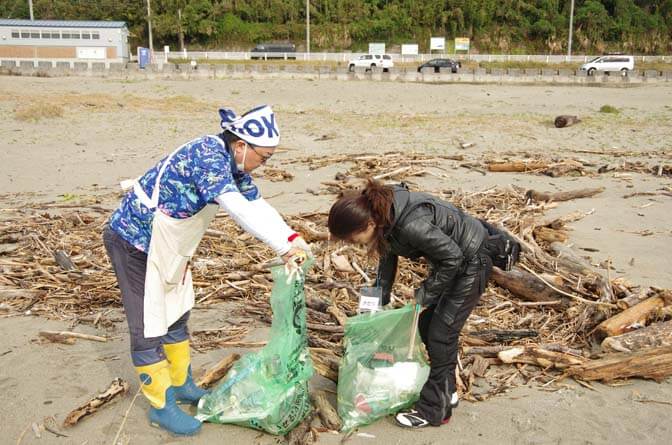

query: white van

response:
[580,55,634,76]
[348,54,394,72]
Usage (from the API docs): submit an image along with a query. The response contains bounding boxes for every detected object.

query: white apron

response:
[132,140,220,338]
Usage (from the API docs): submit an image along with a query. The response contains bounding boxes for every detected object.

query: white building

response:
[0,19,129,61]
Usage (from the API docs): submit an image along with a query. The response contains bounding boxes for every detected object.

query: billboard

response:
[401,44,419,56]
[455,37,470,51]
[430,37,445,51]
[368,43,386,54]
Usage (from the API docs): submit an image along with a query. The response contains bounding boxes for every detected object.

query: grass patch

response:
[599,105,620,114]
[14,104,64,122]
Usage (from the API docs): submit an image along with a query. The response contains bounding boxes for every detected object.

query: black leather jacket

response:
[377,185,488,306]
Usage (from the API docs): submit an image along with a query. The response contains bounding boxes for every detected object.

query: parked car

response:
[580,54,634,76]
[250,43,296,60]
[348,54,394,72]
[417,58,461,73]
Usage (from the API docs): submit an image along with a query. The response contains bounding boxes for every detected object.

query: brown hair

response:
[327,179,394,256]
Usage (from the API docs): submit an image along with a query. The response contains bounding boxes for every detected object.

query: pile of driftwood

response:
[2,184,671,397]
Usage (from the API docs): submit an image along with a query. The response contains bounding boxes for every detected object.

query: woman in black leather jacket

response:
[328,180,493,429]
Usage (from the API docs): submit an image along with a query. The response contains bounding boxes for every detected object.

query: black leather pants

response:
[414,253,493,425]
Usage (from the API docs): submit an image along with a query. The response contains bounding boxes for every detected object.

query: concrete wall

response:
[1,60,670,85]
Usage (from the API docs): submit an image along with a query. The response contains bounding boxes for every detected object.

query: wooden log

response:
[312,390,342,431]
[327,304,349,326]
[544,161,585,177]
[463,344,583,358]
[550,242,614,303]
[307,322,344,334]
[601,320,672,353]
[62,378,129,427]
[566,345,672,383]
[491,267,570,306]
[305,295,331,313]
[554,115,581,128]
[471,355,490,378]
[593,296,666,342]
[533,227,569,243]
[54,250,77,271]
[498,346,585,369]
[468,329,538,343]
[526,187,604,203]
[286,409,316,445]
[196,353,241,389]
[310,348,339,382]
[487,161,548,172]
[39,331,107,343]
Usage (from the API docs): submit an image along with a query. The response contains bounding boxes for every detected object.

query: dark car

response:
[250,43,296,60]
[417,58,461,73]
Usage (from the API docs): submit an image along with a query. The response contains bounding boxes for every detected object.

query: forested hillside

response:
[2,0,671,53]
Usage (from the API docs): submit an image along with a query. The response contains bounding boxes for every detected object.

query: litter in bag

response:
[196,260,314,435]
[337,304,430,431]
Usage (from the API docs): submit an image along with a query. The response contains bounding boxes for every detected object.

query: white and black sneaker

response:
[450,392,459,409]
[395,409,433,429]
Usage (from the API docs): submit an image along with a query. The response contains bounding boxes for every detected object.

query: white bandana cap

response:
[219,105,280,148]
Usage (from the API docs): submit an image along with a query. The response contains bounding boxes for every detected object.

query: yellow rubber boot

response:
[135,360,201,435]
[163,340,208,405]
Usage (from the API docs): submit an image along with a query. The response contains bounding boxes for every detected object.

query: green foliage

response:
[4,0,670,53]
[599,104,620,114]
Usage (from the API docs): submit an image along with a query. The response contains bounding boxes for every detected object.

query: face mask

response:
[236,143,248,171]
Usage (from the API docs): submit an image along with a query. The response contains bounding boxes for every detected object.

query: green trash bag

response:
[337,304,430,431]
[196,260,314,435]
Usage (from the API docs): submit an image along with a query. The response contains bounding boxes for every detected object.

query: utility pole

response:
[28,0,34,20]
[568,0,575,58]
[178,8,185,52]
[147,0,154,56]
[306,0,310,55]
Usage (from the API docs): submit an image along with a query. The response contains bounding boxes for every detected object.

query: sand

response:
[1,76,671,444]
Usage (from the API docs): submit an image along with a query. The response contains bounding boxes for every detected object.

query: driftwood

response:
[54,250,77,271]
[463,344,583,358]
[550,242,614,303]
[498,346,585,369]
[533,227,569,244]
[286,409,317,445]
[491,267,569,306]
[469,329,538,343]
[39,330,107,343]
[526,187,604,203]
[554,115,581,128]
[487,161,548,172]
[566,345,672,382]
[196,353,241,389]
[593,296,666,342]
[312,390,342,431]
[327,304,349,326]
[602,321,672,353]
[62,378,129,427]
[471,355,490,377]
[310,348,339,382]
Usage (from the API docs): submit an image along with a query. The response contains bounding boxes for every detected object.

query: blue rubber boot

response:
[164,339,208,405]
[136,360,202,436]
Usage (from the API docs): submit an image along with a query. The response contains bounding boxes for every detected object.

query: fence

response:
[2,59,671,85]
[150,51,671,65]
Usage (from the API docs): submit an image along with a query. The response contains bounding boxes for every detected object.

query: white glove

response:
[290,235,313,258]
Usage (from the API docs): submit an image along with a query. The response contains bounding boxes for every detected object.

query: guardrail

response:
[148,51,672,65]
[2,59,671,85]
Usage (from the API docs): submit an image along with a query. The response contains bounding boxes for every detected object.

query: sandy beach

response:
[1,75,671,444]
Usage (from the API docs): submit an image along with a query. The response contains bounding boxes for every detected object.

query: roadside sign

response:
[401,44,419,56]
[430,37,445,51]
[368,42,386,54]
[455,37,470,52]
